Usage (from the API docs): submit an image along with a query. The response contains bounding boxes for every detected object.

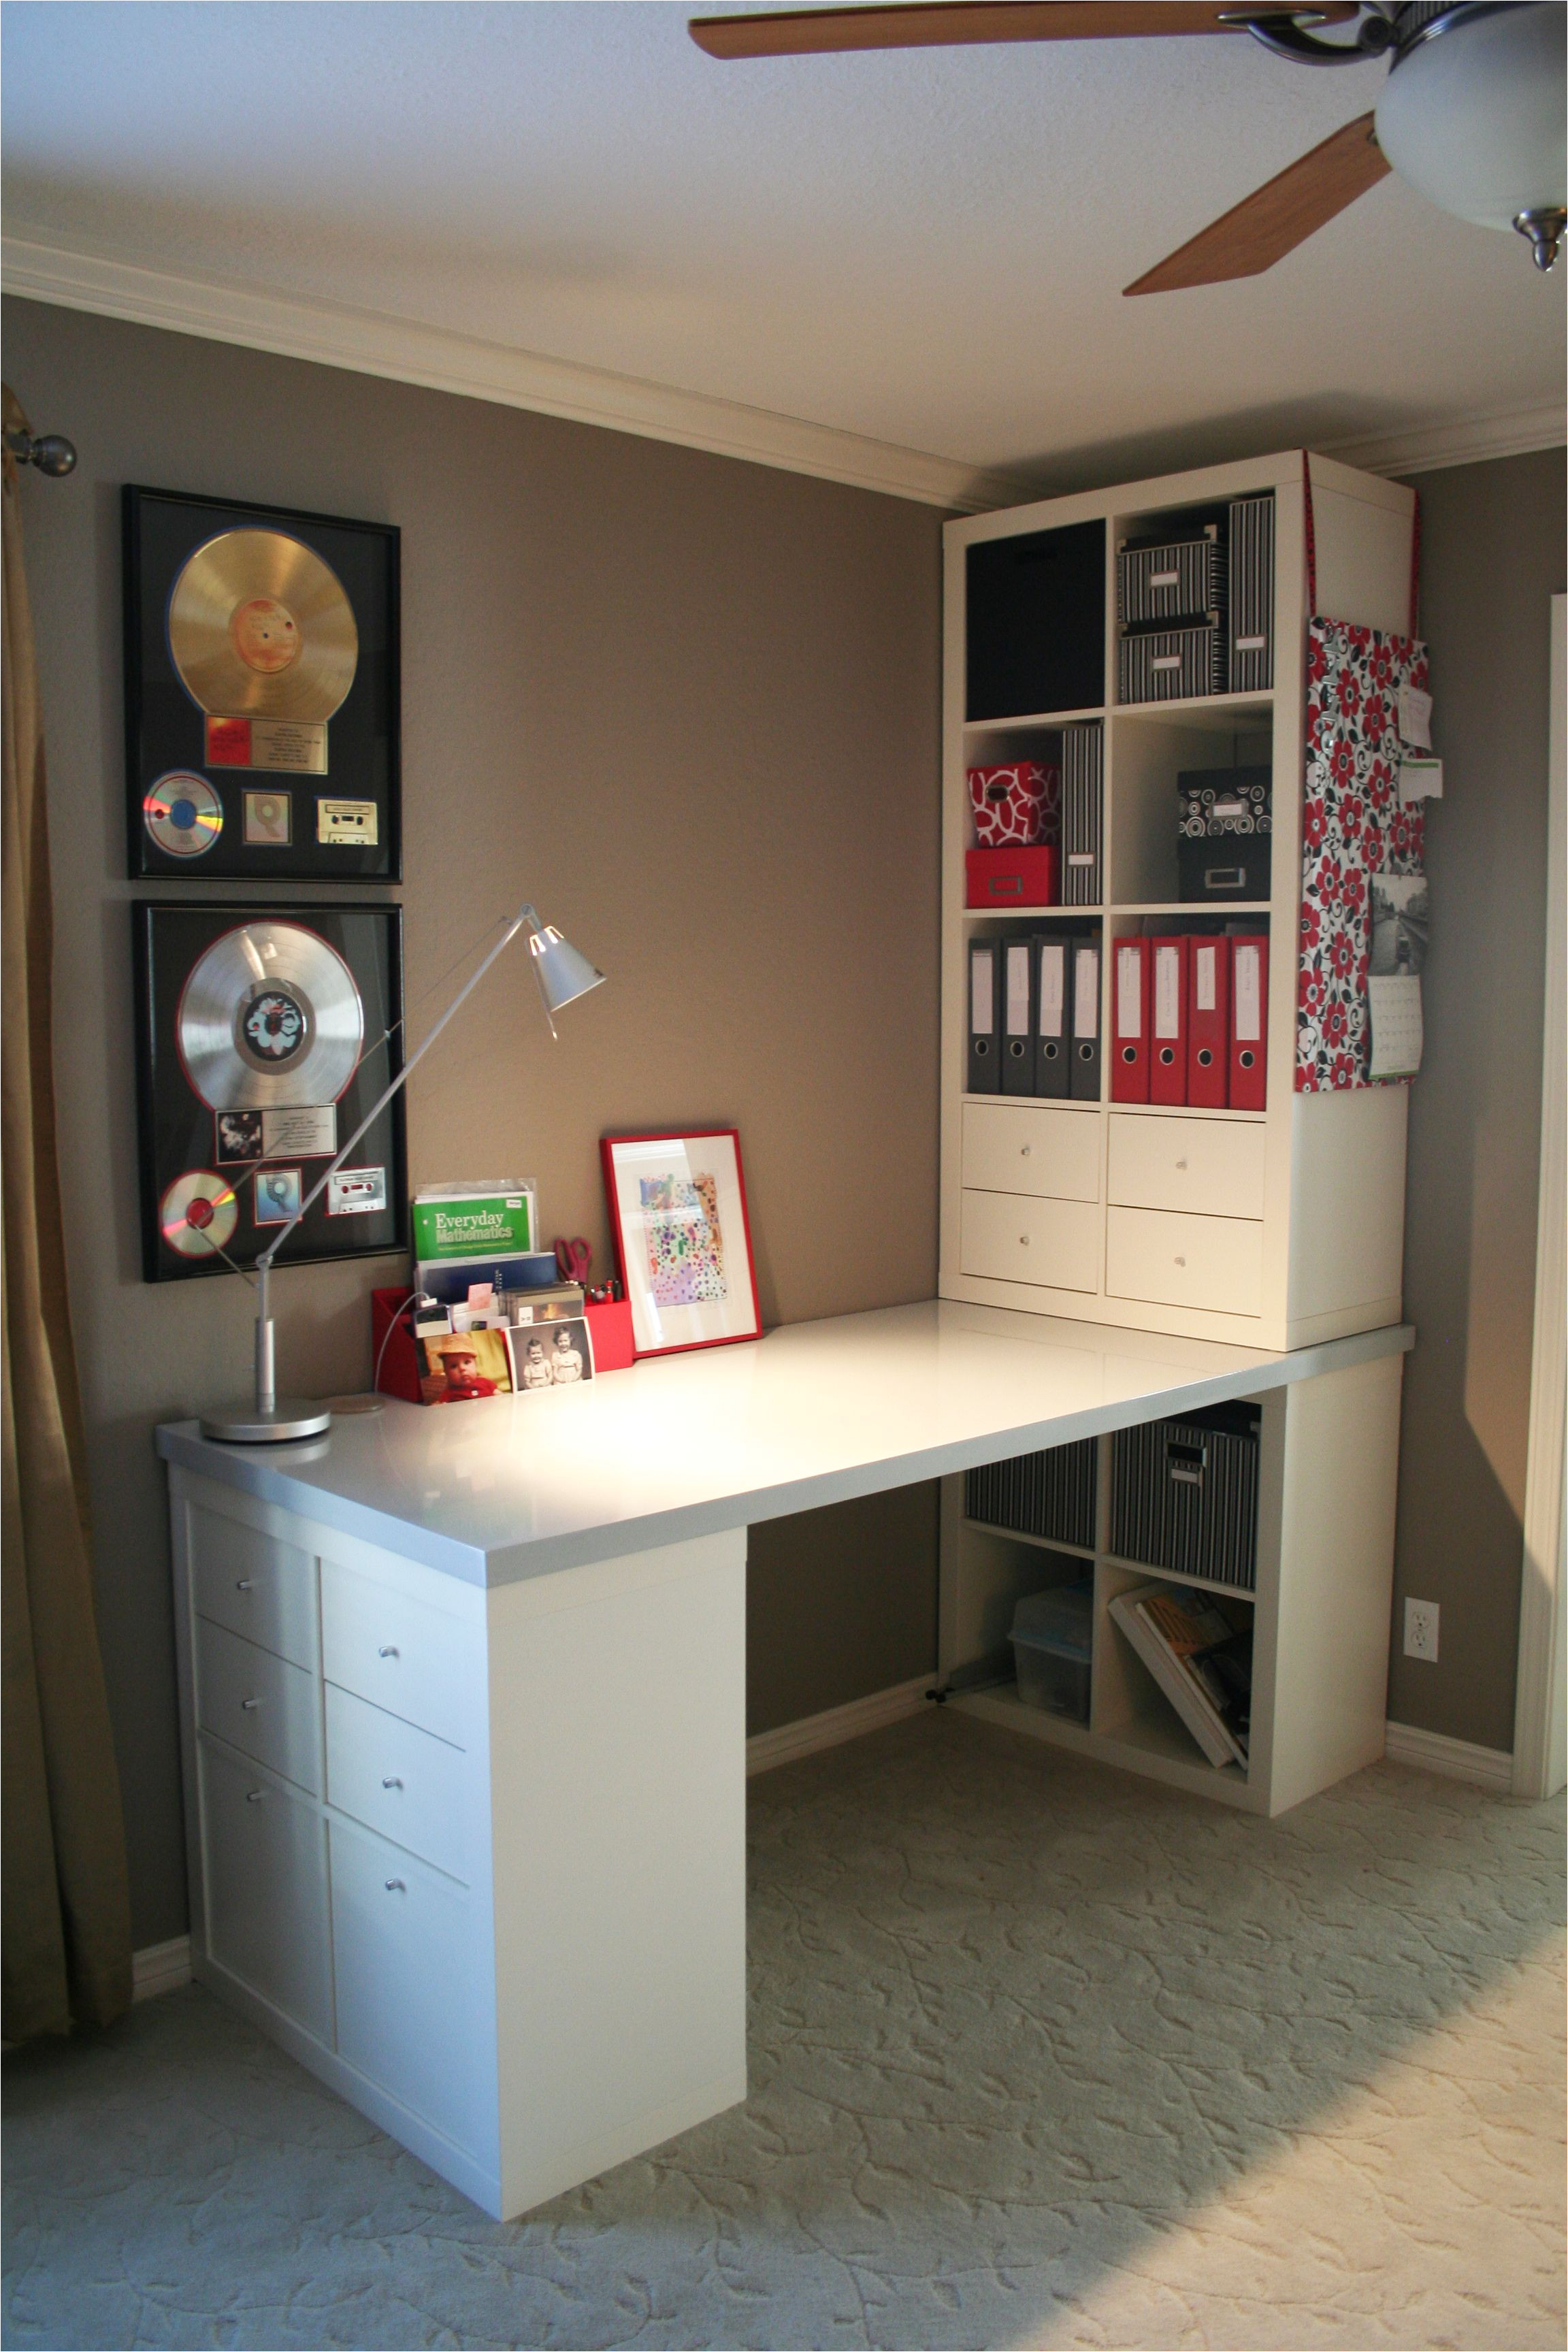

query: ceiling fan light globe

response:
[1373,3,1566,234]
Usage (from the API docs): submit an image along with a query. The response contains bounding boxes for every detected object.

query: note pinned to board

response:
[1368,975,1423,1079]
[1400,756,1443,802]
[1396,681,1433,750]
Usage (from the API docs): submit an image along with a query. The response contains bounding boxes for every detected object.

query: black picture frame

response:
[123,485,401,883]
[133,900,408,1284]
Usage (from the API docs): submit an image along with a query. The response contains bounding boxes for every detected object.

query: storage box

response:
[1110,1405,1260,1591]
[1009,1581,1093,1724]
[585,1297,636,1371]
[1119,623,1226,704]
[1117,526,1226,628]
[966,1439,1096,1550]
[965,845,1058,909]
[1177,766,1272,904]
[968,762,1061,848]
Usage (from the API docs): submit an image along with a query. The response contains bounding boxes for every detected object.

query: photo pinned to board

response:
[600,1128,761,1358]
[1368,870,1428,1081]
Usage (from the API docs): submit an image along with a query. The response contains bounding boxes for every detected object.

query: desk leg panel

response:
[485,1529,749,2221]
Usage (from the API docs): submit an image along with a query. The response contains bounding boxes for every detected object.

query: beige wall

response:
[1388,446,1565,1752]
[3,295,944,1944]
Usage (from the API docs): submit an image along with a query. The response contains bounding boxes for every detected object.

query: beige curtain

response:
[2,385,132,2040]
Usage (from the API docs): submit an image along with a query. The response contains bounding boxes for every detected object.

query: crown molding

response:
[1,235,1034,514]
[1321,399,1565,478]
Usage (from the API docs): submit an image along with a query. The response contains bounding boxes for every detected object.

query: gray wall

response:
[3,295,943,1946]
[1388,446,1565,1751]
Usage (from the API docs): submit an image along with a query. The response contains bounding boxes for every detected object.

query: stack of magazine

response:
[1107,1582,1252,1769]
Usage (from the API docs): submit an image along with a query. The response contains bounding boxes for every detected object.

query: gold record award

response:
[167,528,359,724]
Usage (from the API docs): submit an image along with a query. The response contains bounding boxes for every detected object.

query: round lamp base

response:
[199,1399,333,1443]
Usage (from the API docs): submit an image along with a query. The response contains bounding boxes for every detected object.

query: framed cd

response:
[122,486,399,882]
[133,900,408,1282]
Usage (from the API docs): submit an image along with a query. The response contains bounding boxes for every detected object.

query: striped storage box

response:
[1117,526,1226,628]
[1119,623,1226,704]
[1228,493,1275,692]
[1109,1407,1260,1592]
[966,1437,1097,1552]
[1060,721,1104,906]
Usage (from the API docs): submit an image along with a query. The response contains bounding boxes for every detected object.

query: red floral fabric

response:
[1296,617,1428,1092]
[968,762,1060,848]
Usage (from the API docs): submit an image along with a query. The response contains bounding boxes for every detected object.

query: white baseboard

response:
[747,1677,931,1776]
[1384,1720,1515,1790]
[132,1934,193,2002]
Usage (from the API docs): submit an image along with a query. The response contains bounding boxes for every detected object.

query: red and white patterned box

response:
[968,763,1060,848]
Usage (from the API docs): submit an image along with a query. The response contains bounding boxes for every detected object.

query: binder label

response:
[1234,945,1262,1041]
[1194,943,1218,1013]
[970,949,994,1035]
[1155,945,1181,1039]
[1006,944,1030,1034]
[1039,943,1065,1037]
[1116,945,1142,1038]
[1074,947,1099,1039]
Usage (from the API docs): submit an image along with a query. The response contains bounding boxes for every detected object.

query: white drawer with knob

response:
[960,1189,1099,1292]
[195,1614,322,1795]
[325,1682,472,1880]
[1107,1113,1266,1220]
[961,1100,1100,1203]
[1106,1205,1264,1317]
[329,1817,493,2161]
[199,1737,332,2043]
[321,1558,484,1751]
[189,1506,318,1671]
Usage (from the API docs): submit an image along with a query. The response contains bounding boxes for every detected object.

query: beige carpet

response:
[4,1710,1563,2350]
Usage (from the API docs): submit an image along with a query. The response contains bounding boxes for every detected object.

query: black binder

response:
[1035,933,1071,1099]
[967,936,1001,1094]
[1069,933,1102,1101]
[1000,935,1036,1096]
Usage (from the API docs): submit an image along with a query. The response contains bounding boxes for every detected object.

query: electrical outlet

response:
[1404,1598,1440,1662]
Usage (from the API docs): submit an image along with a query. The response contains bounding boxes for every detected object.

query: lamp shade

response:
[1374,4,1567,233]
[525,910,605,1018]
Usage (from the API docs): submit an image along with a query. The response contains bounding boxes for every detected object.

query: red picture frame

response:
[600,1128,762,1358]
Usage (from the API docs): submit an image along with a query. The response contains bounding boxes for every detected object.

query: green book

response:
[412,1182,536,1262]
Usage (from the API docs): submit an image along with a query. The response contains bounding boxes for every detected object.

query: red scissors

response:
[553,1235,591,1287]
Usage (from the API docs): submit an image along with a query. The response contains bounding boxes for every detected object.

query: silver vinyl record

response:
[177,919,365,1112]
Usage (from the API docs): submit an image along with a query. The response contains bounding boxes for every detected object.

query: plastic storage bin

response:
[1009,1581,1093,1725]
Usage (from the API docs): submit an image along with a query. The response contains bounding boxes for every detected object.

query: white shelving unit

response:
[941,449,1418,1352]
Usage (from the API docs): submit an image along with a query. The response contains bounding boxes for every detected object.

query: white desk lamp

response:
[199,902,604,1444]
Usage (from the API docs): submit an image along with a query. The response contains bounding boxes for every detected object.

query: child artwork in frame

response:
[600,1129,762,1358]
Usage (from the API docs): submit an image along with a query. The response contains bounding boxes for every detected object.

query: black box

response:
[1110,1403,1260,1592]
[1177,766,1271,903]
[967,1437,1097,1551]
[966,521,1105,721]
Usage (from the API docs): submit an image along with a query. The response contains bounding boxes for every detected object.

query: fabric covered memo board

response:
[1296,615,1428,1092]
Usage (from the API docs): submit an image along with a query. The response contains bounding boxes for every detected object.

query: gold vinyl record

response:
[167,528,359,723]
[159,1170,238,1258]
[177,919,365,1113]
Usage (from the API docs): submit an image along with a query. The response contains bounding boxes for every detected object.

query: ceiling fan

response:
[687,2,1567,291]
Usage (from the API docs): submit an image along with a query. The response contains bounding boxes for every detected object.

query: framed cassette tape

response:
[133,900,408,1282]
[123,485,399,881]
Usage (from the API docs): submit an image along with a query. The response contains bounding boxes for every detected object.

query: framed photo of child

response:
[600,1128,761,1359]
[418,1326,512,1405]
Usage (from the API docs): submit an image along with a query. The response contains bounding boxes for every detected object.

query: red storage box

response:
[585,1298,635,1371]
[965,845,1058,909]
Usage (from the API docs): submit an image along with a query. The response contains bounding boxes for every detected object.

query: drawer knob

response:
[1175,1158,1188,1171]
[378,1645,399,1659]
[1175,1256,1186,1267]
[382,1776,403,1791]
[235,1578,255,1592]
[1020,1145,1031,1158]
[385,1878,406,1893]
[245,1789,266,1805]
[1019,1234,1030,1247]
[241,1697,262,1711]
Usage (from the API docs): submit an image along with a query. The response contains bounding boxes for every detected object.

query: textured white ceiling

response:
[3,0,1563,484]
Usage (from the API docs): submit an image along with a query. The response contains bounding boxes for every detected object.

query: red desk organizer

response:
[372,1286,635,1400]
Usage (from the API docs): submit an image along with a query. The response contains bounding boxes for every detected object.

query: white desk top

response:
[157,1299,1413,1588]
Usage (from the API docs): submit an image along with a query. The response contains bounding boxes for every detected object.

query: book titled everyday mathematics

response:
[412,1180,538,1262]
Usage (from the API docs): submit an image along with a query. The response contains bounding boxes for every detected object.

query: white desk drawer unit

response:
[1106,1205,1264,1318]
[325,1682,472,1880]
[195,1615,322,1796]
[199,1738,333,2044]
[962,1100,1100,1203]
[960,1188,1099,1292]
[1107,1113,1267,1220]
[321,1558,482,1750]
[190,1505,317,1671]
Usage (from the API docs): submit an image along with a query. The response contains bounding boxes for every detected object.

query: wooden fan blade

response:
[689,3,1356,61]
[1124,111,1390,295]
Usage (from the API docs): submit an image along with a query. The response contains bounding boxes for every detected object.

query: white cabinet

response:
[198,1739,332,2042]
[325,1683,473,1879]
[1106,1204,1265,1318]
[190,1504,317,1669]
[960,1189,1099,1290]
[1107,1112,1265,1220]
[321,1556,483,1749]
[962,1100,1100,1202]
[195,1616,322,1794]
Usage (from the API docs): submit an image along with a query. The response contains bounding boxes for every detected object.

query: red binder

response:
[1187,935,1230,1108]
[1149,934,1189,1105]
[1111,937,1151,1102]
[1228,934,1269,1111]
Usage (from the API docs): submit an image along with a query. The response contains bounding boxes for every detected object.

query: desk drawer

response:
[195,1616,321,1795]
[329,1820,493,2159]
[325,1683,472,1880]
[1107,1113,1265,1220]
[962,1100,1100,1203]
[960,1190,1099,1292]
[189,1507,317,1671]
[321,1561,483,1752]
[199,1739,331,2043]
[1106,1205,1263,1317]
